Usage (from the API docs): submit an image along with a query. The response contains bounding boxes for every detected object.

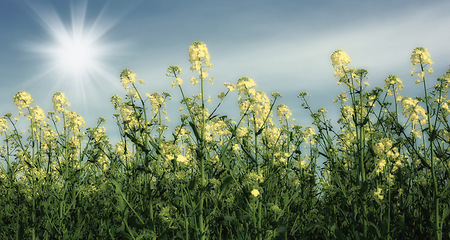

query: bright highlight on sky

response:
[21,0,123,106]
[1,0,450,128]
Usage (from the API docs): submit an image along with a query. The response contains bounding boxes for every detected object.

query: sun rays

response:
[24,1,123,105]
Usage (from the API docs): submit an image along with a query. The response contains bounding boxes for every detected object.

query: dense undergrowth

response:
[1,42,449,239]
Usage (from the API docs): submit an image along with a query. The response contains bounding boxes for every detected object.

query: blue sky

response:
[1,0,450,134]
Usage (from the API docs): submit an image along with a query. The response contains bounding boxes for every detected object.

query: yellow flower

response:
[237,126,248,137]
[224,82,235,92]
[52,92,70,113]
[110,95,121,109]
[0,117,8,136]
[236,77,257,94]
[172,78,183,88]
[189,42,212,70]
[190,77,199,86]
[176,155,188,164]
[418,71,425,79]
[302,127,316,144]
[411,47,433,66]
[232,144,239,151]
[30,106,46,125]
[120,68,136,87]
[401,97,427,125]
[199,69,209,79]
[14,91,34,110]
[251,189,260,197]
[331,50,351,67]
[376,159,386,175]
[383,75,403,92]
[411,128,421,138]
[277,104,292,123]
[374,187,384,200]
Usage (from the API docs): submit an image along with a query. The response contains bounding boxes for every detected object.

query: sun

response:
[24,1,122,103]
[52,29,99,77]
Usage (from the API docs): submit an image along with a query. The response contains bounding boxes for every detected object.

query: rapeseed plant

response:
[0,43,449,239]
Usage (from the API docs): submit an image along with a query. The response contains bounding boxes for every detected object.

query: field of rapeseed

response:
[0,42,449,239]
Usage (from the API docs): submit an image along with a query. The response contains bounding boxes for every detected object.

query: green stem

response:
[420,63,440,240]
[199,67,206,240]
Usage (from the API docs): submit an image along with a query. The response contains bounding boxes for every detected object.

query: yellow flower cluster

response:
[41,128,57,152]
[241,90,273,129]
[110,95,121,109]
[206,118,230,139]
[176,154,188,164]
[115,141,134,165]
[383,75,404,96]
[373,138,402,175]
[146,92,166,114]
[29,106,47,131]
[331,50,351,67]
[341,105,354,120]
[331,50,351,78]
[236,77,257,95]
[410,47,433,66]
[52,92,70,113]
[189,42,212,70]
[120,68,139,97]
[224,82,236,92]
[276,104,292,123]
[14,91,34,111]
[172,78,183,88]
[251,188,260,197]
[400,97,427,126]
[374,187,383,200]
[0,117,8,136]
[190,77,199,86]
[121,68,136,86]
[302,127,316,144]
[64,110,85,136]
[119,107,140,131]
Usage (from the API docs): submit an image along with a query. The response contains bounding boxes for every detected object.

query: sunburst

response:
[24,1,123,104]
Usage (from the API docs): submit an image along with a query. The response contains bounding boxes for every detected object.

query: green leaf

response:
[255,127,264,136]
[442,206,450,222]
[189,121,201,141]
[220,175,233,193]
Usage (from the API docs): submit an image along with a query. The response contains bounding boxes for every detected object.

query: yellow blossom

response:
[189,41,212,70]
[277,104,292,123]
[120,68,136,87]
[176,155,188,164]
[251,189,260,197]
[411,47,433,66]
[172,78,183,88]
[190,77,199,86]
[418,71,425,79]
[411,128,421,138]
[374,187,384,200]
[376,159,386,175]
[52,92,71,113]
[236,77,257,94]
[14,91,34,110]
[0,117,8,136]
[232,144,239,151]
[224,82,235,92]
[331,50,351,67]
